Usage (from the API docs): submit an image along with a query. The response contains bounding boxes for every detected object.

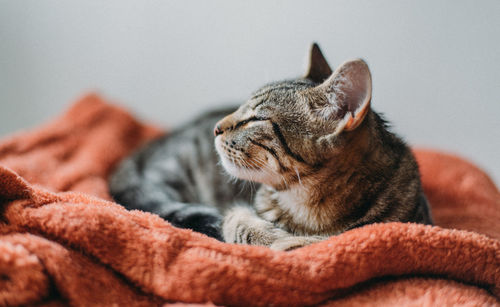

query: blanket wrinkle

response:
[0,94,499,306]
[1,233,160,306]
[0,238,48,307]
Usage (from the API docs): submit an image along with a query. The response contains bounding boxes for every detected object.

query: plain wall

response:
[0,0,499,183]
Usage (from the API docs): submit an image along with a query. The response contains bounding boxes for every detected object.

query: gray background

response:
[1,1,499,184]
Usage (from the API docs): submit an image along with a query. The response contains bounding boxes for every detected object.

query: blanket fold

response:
[0,94,499,306]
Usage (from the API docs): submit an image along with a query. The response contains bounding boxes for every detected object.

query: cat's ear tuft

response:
[316,59,372,132]
[304,43,332,83]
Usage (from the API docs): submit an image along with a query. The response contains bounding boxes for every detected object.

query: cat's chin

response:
[217,153,271,184]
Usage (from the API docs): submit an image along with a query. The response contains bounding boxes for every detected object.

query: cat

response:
[109,43,432,250]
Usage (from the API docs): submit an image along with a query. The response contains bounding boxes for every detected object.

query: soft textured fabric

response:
[0,94,498,307]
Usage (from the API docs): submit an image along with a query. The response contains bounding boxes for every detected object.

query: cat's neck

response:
[270,166,362,234]
[270,122,396,234]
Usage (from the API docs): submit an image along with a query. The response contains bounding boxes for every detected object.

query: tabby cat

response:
[109,43,432,250]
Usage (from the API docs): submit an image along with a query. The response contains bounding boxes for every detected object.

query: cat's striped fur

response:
[109,107,252,241]
[109,44,432,250]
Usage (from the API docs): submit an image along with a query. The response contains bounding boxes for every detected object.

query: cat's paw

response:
[222,206,259,244]
[222,206,287,246]
[270,236,325,251]
[163,204,223,241]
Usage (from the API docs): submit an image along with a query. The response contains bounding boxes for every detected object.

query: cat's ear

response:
[304,43,332,83]
[316,59,372,132]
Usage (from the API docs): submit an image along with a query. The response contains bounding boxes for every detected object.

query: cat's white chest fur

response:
[275,184,323,233]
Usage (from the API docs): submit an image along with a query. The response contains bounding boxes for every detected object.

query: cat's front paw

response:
[222,206,287,246]
[222,206,258,244]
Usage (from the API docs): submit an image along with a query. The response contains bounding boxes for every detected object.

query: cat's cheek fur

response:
[215,136,238,172]
[215,137,280,186]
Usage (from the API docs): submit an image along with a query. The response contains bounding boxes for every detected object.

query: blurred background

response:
[0,0,499,183]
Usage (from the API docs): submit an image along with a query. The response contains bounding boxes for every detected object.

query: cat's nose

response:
[214,115,234,136]
[214,124,223,136]
[214,119,227,136]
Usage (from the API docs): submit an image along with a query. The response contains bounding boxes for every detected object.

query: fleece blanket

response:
[0,94,498,307]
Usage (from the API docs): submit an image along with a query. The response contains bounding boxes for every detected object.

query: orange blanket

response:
[0,94,498,306]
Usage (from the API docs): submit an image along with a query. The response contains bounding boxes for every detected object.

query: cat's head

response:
[214,43,373,189]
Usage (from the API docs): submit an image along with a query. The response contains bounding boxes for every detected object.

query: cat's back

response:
[356,112,433,226]
[109,106,252,212]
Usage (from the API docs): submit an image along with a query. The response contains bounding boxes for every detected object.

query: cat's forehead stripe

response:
[249,80,315,107]
[248,95,268,109]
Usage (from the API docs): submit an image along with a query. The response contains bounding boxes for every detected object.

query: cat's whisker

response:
[240,159,265,197]
[256,162,281,182]
[238,159,259,194]
[245,153,291,191]
[226,155,246,183]
[253,155,290,190]
[244,158,269,177]
[281,174,289,190]
[248,156,287,188]
[294,167,303,187]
